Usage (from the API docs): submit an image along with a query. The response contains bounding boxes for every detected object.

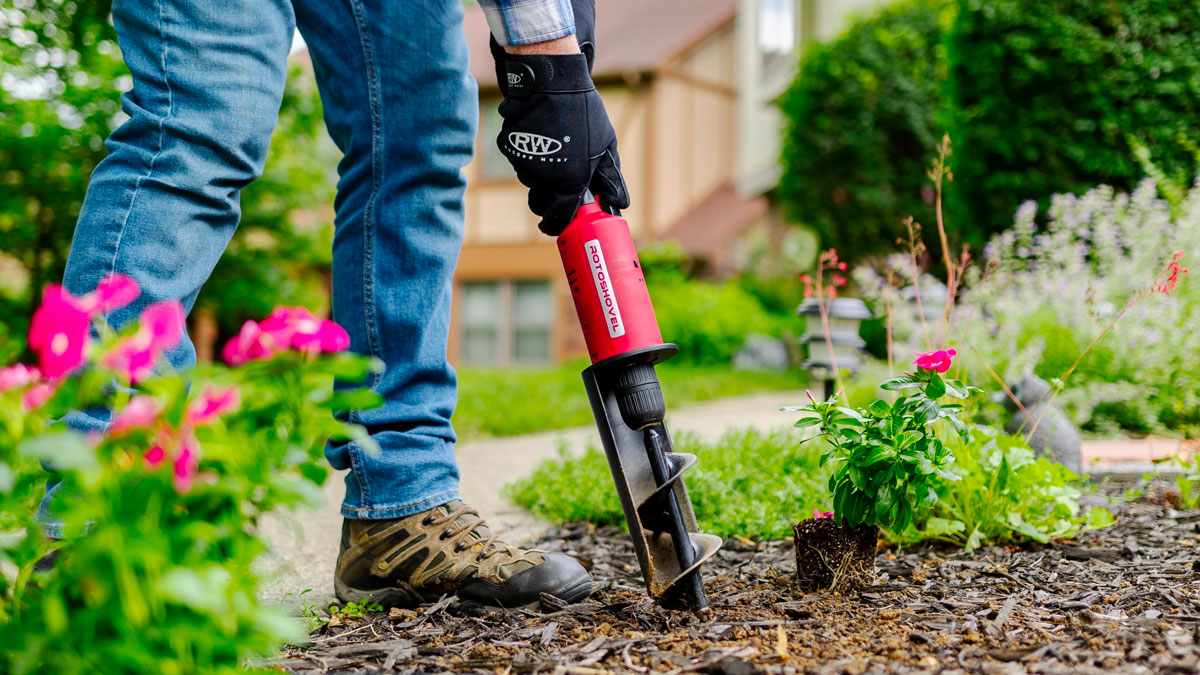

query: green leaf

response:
[18,432,98,472]
[1085,507,1116,530]
[922,517,966,538]
[943,379,970,399]
[880,375,923,391]
[0,462,12,494]
[328,388,385,411]
[793,416,823,429]
[923,375,946,399]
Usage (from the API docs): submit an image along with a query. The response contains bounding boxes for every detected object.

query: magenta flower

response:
[21,382,55,412]
[144,444,166,469]
[110,395,161,436]
[293,319,351,354]
[0,364,38,392]
[79,273,141,315]
[813,509,834,520]
[27,285,91,379]
[102,300,185,383]
[221,319,281,366]
[259,306,317,345]
[912,348,957,374]
[173,433,200,493]
[186,384,240,426]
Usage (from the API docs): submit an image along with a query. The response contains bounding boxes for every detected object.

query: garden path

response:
[256,388,1183,605]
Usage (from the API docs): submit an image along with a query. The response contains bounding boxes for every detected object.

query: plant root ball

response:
[792,519,878,592]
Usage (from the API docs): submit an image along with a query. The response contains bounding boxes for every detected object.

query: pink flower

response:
[78,273,140,315]
[221,320,282,366]
[1156,251,1189,296]
[186,384,240,426]
[21,382,55,411]
[110,395,161,436]
[292,319,350,354]
[0,364,38,392]
[144,444,166,469]
[912,348,957,374]
[173,433,200,493]
[140,301,185,351]
[101,300,185,383]
[813,509,834,520]
[259,306,318,344]
[27,285,91,379]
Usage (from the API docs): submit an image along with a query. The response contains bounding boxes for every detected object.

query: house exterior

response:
[451,0,887,365]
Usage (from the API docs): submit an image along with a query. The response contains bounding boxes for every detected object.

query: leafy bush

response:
[958,181,1200,434]
[651,279,792,365]
[777,0,953,258]
[505,428,831,540]
[947,0,1200,243]
[0,277,378,673]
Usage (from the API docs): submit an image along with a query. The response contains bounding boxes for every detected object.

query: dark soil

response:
[793,520,878,592]
[267,482,1200,674]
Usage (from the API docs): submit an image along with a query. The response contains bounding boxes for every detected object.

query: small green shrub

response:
[651,279,791,365]
[947,0,1200,243]
[789,357,969,533]
[778,0,954,258]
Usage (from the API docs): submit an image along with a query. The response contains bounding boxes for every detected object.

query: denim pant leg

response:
[295,0,477,519]
[36,0,295,536]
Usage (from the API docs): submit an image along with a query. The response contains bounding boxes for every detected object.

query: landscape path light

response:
[796,297,872,399]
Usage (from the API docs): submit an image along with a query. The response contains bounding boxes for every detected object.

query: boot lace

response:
[423,503,520,562]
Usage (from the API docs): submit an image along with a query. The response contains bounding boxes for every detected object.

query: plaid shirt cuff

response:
[477,0,576,47]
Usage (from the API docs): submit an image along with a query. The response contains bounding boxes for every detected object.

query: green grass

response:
[504,427,831,540]
[453,360,807,441]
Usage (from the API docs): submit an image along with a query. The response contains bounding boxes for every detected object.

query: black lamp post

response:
[796,297,872,399]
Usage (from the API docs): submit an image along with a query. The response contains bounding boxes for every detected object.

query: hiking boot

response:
[334,500,592,608]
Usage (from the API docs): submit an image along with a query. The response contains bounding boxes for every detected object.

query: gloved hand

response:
[489,3,629,236]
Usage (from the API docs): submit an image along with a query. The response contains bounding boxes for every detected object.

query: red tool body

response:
[556,196,720,611]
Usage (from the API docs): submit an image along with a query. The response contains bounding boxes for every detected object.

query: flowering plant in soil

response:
[0,276,380,674]
[789,349,970,534]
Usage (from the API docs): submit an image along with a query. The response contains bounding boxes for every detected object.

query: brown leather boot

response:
[334,500,592,608]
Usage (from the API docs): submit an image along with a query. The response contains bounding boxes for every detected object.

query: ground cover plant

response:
[0,276,377,673]
[455,363,805,441]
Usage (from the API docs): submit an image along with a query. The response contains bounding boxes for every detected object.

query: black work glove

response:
[489,3,629,236]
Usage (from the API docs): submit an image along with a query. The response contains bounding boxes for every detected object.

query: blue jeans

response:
[38,0,478,535]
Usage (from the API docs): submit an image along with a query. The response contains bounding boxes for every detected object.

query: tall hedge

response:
[777,0,953,258]
[947,0,1200,243]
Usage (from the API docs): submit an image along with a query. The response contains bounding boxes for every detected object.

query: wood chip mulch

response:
[266,482,1200,674]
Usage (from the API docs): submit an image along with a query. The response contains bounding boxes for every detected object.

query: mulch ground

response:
[267,481,1200,674]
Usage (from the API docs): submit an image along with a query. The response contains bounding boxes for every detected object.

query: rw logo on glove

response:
[508,132,563,156]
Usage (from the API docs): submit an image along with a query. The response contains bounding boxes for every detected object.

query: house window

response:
[479,100,514,180]
[758,0,795,78]
[458,280,553,364]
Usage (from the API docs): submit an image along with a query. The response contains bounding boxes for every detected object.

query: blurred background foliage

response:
[0,0,337,361]
[778,0,1200,259]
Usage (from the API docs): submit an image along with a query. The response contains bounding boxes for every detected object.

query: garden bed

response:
[270,482,1199,674]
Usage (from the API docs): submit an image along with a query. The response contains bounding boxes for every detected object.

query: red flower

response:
[1156,251,1189,296]
[27,285,91,379]
[912,348,957,374]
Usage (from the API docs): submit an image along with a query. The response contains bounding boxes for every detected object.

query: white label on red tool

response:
[585,239,626,338]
